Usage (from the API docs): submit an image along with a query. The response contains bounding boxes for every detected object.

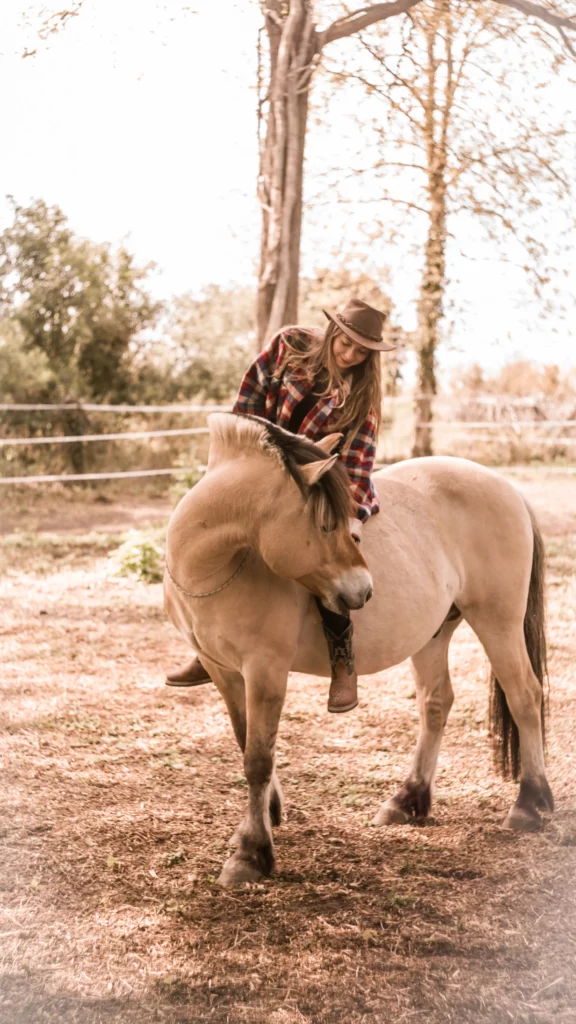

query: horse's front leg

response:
[217,658,288,887]
[206,661,284,846]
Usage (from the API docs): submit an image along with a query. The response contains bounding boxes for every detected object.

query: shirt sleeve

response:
[232,331,285,419]
[340,410,380,522]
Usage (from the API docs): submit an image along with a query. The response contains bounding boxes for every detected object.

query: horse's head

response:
[207,413,373,614]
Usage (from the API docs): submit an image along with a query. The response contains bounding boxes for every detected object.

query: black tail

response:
[489,501,548,780]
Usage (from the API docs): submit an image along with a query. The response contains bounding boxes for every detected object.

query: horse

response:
[164,411,553,886]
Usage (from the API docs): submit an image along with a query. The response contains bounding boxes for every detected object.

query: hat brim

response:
[322,309,396,352]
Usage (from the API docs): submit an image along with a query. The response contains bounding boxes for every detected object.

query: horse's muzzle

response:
[333,567,374,612]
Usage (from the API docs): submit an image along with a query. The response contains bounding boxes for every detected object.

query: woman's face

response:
[332,330,370,373]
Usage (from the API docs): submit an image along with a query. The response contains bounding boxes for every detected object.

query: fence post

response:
[62,402,89,475]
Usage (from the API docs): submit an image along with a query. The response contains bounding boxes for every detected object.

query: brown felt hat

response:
[322,298,395,352]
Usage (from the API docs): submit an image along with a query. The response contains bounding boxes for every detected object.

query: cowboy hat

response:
[323,298,395,352]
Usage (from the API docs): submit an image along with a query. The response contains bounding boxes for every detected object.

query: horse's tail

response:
[489,500,548,780]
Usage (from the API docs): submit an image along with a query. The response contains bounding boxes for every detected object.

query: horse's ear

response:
[300,454,339,487]
[315,432,343,455]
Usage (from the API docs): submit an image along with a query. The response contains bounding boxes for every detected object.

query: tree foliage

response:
[0,198,161,403]
[166,284,256,402]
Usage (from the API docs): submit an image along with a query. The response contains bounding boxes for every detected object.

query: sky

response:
[1,0,575,378]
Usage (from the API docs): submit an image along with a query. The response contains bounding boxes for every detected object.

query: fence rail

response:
[2,422,576,446]
[1,396,572,411]
[1,397,576,485]
[0,468,197,485]
[414,421,576,430]
[0,427,210,447]
[0,403,233,413]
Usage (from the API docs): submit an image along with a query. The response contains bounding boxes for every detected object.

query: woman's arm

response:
[340,409,380,523]
[232,331,285,418]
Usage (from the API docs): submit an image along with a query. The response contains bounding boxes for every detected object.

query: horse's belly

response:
[291,587,456,678]
[292,493,459,678]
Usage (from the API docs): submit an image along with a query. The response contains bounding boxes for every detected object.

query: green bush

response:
[110,534,164,583]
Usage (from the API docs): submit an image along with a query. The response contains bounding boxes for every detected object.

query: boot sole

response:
[165,677,212,688]
[328,699,359,714]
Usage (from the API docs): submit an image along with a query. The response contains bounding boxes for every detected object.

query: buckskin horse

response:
[164,412,553,886]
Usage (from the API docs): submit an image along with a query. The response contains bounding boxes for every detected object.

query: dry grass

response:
[1,470,575,1024]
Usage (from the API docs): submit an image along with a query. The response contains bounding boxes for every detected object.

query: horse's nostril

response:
[365,587,373,603]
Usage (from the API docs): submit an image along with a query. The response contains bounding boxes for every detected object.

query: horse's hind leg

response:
[466,613,553,831]
[373,617,461,825]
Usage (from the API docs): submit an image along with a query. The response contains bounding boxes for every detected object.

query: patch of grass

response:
[0,530,124,574]
[4,531,134,578]
[165,849,186,868]
[385,890,417,908]
[109,532,164,583]
[1,524,168,577]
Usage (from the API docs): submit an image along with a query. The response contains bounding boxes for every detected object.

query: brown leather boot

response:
[325,623,358,713]
[166,656,212,687]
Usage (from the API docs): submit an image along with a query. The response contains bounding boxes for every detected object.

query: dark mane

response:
[233,412,352,532]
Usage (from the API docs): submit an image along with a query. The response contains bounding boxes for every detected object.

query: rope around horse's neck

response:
[164,549,250,599]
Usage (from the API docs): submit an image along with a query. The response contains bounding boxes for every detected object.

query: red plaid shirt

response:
[232,327,379,521]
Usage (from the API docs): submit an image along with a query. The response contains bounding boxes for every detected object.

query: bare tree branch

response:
[492,0,576,34]
[319,0,423,47]
[559,25,576,53]
[361,38,428,107]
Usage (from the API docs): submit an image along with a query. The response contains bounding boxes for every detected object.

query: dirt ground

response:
[1,469,575,1024]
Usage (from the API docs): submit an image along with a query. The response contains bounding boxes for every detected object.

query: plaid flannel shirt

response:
[232,327,379,522]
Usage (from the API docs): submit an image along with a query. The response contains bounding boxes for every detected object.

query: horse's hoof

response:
[502,805,542,832]
[217,854,263,887]
[372,802,411,826]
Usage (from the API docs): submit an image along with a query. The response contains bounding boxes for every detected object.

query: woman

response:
[166,297,394,713]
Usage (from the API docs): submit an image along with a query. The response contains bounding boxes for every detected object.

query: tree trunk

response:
[413,195,446,457]
[257,1,317,348]
[412,7,448,459]
[256,0,423,350]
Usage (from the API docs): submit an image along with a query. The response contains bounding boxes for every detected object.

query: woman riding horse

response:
[166,298,395,713]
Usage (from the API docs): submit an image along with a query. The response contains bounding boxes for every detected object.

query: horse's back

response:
[375,455,522,506]
[375,456,531,543]
[375,456,534,613]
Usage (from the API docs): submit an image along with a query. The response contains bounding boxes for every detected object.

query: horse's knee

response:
[244,750,273,788]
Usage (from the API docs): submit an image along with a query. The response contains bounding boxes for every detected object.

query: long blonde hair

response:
[276,321,382,432]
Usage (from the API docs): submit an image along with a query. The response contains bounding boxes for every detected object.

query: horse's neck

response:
[168,461,264,584]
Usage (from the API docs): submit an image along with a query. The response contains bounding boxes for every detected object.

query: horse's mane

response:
[208,412,352,532]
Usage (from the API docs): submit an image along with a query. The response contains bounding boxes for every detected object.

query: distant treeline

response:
[0,199,405,414]
[2,199,574,480]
